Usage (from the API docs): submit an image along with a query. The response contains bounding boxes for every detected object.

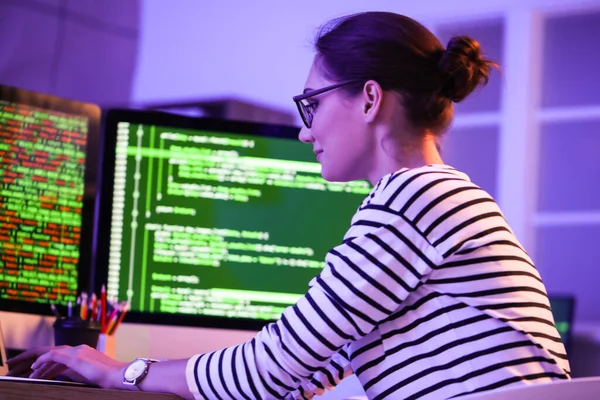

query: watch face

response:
[124,359,147,380]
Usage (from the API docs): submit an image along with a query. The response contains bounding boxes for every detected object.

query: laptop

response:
[0,320,6,377]
[0,320,87,386]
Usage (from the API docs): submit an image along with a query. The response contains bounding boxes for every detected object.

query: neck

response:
[367,133,443,186]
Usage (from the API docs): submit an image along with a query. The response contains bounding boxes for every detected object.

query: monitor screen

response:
[549,296,575,354]
[95,109,371,330]
[0,85,100,315]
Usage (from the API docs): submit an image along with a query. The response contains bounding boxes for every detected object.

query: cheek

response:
[319,119,367,168]
[312,102,353,145]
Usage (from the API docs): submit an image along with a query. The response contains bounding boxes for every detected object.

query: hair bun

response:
[438,36,497,102]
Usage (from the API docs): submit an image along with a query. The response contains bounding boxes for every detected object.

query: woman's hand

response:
[12,345,128,389]
[9,346,193,398]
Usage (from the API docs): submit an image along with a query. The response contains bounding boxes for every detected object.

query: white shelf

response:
[538,105,600,122]
[451,111,502,128]
[534,211,600,226]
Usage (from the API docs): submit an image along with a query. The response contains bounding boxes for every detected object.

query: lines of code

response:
[0,100,87,304]
[107,122,370,321]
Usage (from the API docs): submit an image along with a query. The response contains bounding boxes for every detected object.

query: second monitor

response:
[0,84,100,316]
[95,109,371,330]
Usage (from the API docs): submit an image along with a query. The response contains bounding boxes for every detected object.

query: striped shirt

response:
[185,164,570,400]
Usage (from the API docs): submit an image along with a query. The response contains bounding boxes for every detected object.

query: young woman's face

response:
[298,61,375,182]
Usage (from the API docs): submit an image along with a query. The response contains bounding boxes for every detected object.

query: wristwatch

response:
[123,358,162,387]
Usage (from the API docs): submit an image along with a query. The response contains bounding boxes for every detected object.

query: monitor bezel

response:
[95,108,302,331]
[0,85,101,317]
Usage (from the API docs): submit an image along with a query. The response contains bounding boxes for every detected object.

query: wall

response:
[131,0,597,110]
[0,0,140,106]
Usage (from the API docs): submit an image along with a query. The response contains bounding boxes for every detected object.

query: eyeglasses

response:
[292,79,362,129]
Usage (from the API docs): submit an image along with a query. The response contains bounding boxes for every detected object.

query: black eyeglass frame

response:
[292,79,362,128]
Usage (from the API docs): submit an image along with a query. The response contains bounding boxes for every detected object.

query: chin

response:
[320,166,356,183]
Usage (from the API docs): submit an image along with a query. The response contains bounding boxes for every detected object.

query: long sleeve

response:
[185,209,442,399]
[283,348,354,399]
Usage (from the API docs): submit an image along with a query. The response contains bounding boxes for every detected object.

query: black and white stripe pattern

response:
[186,165,570,399]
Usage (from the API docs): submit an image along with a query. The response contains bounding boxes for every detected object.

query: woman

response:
[8,11,570,400]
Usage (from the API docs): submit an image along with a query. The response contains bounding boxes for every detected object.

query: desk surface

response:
[0,379,182,399]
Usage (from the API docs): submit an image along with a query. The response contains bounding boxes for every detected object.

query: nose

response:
[298,125,314,144]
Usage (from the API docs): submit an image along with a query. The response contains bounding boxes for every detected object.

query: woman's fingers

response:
[7,346,59,377]
[7,346,53,364]
[6,364,32,378]
[29,362,60,380]
[29,345,126,389]
[7,351,43,375]
[36,363,68,380]
[32,347,77,370]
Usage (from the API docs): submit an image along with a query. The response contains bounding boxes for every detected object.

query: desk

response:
[0,380,182,399]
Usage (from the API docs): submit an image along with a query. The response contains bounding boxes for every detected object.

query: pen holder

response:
[96,333,117,359]
[53,318,101,348]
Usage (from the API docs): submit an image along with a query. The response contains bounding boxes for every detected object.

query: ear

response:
[361,80,384,123]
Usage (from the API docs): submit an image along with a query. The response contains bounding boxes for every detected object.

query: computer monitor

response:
[549,295,575,355]
[0,85,101,316]
[94,109,371,330]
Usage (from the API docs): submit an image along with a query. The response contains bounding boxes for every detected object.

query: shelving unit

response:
[425,6,600,322]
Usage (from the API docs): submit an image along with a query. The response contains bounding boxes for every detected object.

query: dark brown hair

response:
[314,12,497,134]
